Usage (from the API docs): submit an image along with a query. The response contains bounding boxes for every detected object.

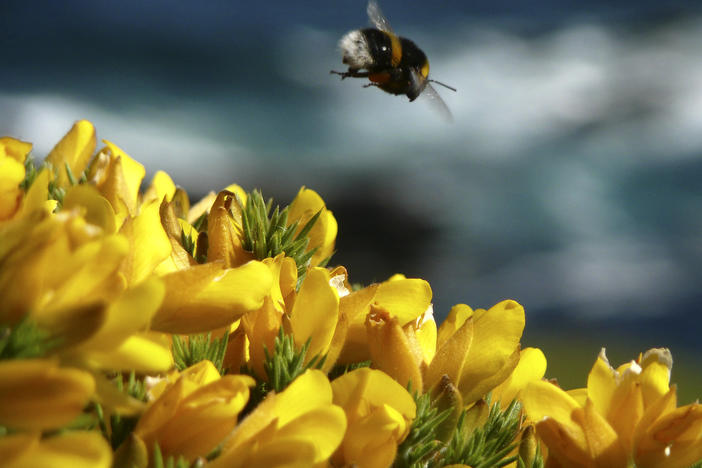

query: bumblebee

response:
[331,1,456,119]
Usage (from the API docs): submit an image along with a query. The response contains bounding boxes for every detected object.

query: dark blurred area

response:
[3,0,702,399]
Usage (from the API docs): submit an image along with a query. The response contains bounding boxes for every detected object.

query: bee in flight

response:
[331,0,456,120]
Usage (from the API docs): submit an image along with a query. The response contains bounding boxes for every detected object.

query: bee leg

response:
[330,70,370,80]
[362,83,379,89]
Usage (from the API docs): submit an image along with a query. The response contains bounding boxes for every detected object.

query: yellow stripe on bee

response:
[388,33,402,67]
[420,61,430,79]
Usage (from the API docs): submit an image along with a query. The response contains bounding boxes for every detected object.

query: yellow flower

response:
[152,260,273,334]
[592,348,702,468]
[86,139,145,226]
[0,210,127,325]
[287,266,342,366]
[425,300,524,404]
[64,277,172,373]
[241,258,346,378]
[522,377,627,467]
[207,188,253,269]
[364,304,427,391]
[0,136,33,163]
[142,170,177,206]
[210,369,347,468]
[363,298,525,406]
[263,254,298,313]
[288,187,337,266]
[117,197,172,286]
[241,295,282,379]
[0,358,94,431]
[200,186,335,271]
[132,360,254,462]
[331,367,416,468]
[491,347,547,406]
[338,274,433,364]
[62,184,118,234]
[238,256,293,378]
[0,137,32,221]
[522,348,702,468]
[0,431,112,468]
[121,187,275,335]
[46,119,96,189]
[0,206,172,373]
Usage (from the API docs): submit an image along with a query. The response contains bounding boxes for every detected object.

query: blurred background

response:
[3,0,701,399]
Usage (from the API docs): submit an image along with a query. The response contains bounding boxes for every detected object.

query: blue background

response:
[3,0,701,395]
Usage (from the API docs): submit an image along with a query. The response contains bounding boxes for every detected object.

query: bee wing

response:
[421,82,454,123]
[367,0,395,34]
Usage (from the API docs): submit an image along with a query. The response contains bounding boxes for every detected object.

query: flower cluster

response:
[1,121,700,468]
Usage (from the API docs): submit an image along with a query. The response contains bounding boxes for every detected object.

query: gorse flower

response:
[0,358,94,431]
[0,119,698,468]
[331,367,416,468]
[522,347,702,468]
[210,369,347,468]
[0,431,112,468]
[0,137,32,221]
[132,360,254,461]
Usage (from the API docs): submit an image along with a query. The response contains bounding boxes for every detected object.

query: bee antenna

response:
[428,79,457,92]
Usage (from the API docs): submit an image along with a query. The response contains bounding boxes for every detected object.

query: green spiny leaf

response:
[237,190,324,282]
[517,445,545,468]
[96,372,149,450]
[191,211,208,232]
[440,398,523,468]
[152,442,193,468]
[181,229,196,258]
[394,391,452,468]
[172,332,229,374]
[19,156,38,191]
[0,318,60,360]
[263,327,325,393]
[327,360,372,381]
[65,162,78,186]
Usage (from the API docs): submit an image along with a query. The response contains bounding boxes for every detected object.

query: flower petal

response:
[289,267,339,360]
[365,306,423,390]
[242,296,282,380]
[424,314,473,393]
[457,300,524,403]
[272,406,347,463]
[580,399,628,466]
[0,359,94,430]
[639,348,672,407]
[0,136,32,163]
[82,332,173,373]
[374,277,432,325]
[46,120,96,188]
[522,379,583,439]
[216,369,339,466]
[0,431,112,468]
[587,348,618,420]
[207,190,252,268]
[100,140,145,214]
[72,277,165,352]
[492,347,547,405]
[0,155,24,220]
[119,200,171,285]
[332,367,416,421]
[436,303,473,349]
[153,261,273,333]
[143,170,176,204]
[63,184,117,234]
[288,187,336,266]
